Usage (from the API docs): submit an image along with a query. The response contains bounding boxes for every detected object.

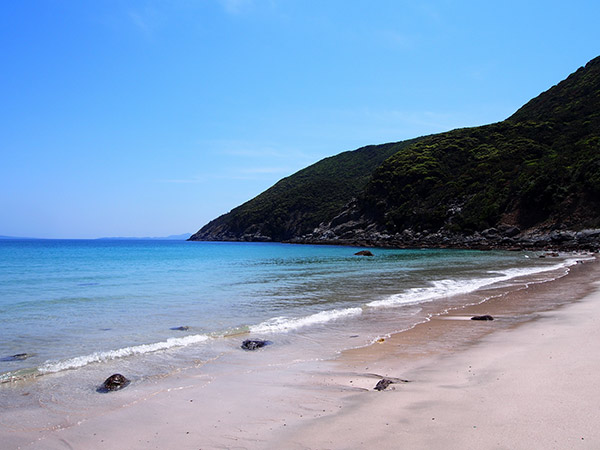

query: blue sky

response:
[1,0,599,238]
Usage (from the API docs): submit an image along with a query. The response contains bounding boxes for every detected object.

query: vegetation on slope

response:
[190,139,422,241]
[360,56,600,234]
[191,56,600,243]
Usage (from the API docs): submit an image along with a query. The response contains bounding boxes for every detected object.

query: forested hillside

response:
[360,56,600,234]
[190,139,422,241]
[191,56,600,249]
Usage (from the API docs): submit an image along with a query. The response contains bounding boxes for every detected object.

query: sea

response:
[0,239,591,424]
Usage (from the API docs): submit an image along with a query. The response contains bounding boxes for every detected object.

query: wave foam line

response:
[249,307,363,334]
[39,334,211,374]
[368,259,580,308]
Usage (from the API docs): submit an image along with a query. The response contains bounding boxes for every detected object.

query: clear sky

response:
[1,0,599,238]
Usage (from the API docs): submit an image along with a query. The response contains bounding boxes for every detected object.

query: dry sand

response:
[5,259,600,449]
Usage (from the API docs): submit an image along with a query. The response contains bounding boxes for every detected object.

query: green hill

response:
[191,56,600,249]
[361,56,600,234]
[190,138,422,241]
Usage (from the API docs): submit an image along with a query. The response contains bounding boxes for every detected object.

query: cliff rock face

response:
[191,56,600,250]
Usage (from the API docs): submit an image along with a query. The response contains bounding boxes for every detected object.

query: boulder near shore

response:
[98,374,130,392]
[241,339,271,351]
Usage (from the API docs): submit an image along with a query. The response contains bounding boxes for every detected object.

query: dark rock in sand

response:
[374,378,394,391]
[241,339,272,351]
[0,353,32,362]
[471,315,494,321]
[171,326,190,331]
[354,250,374,256]
[98,374,130,393]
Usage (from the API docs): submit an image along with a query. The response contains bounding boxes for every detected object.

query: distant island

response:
[190,56,600,250]
[0,234,192,241]
[97,233,192,241]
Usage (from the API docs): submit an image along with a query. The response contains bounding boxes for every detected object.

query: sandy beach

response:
[3,257,599,449]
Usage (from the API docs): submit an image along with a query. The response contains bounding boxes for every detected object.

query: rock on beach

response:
[374,378,394,391]
[471,315,494,321]
[241,339,271,351]
[98,374,130,393]
[0,353,32,362]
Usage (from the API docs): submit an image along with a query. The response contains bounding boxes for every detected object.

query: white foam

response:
[491,260,577,279]
[39,334,211,374]
[249,307,363,334]
[367,259,579,309]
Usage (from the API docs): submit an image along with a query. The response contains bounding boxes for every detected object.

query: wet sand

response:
[275,258,600,449]
[3,258,599,449]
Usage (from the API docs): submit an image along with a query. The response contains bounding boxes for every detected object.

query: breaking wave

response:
[38,334,211,374]
[367,259,579,308]
[249,307,363,334]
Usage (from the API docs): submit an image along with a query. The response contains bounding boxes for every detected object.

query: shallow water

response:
[0,239,587,418]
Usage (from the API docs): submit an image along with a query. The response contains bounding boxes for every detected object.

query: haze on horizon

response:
[1,0,599,239]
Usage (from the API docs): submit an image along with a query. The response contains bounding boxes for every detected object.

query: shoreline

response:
[1,246,573,386]
[274,257,600,449]
[2,257,598,449]
[191,229,600,252]
[342,256,599,368]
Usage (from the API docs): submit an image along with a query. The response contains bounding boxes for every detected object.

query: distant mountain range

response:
[96,233,192,241]
[190,56,600,250]
[0,233,192,241]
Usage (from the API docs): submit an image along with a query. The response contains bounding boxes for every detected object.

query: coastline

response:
[274,257,600,449]
[2,256,598,449]
[192,227,600,252]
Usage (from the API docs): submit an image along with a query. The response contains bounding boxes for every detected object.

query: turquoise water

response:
[0,239,578,384]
